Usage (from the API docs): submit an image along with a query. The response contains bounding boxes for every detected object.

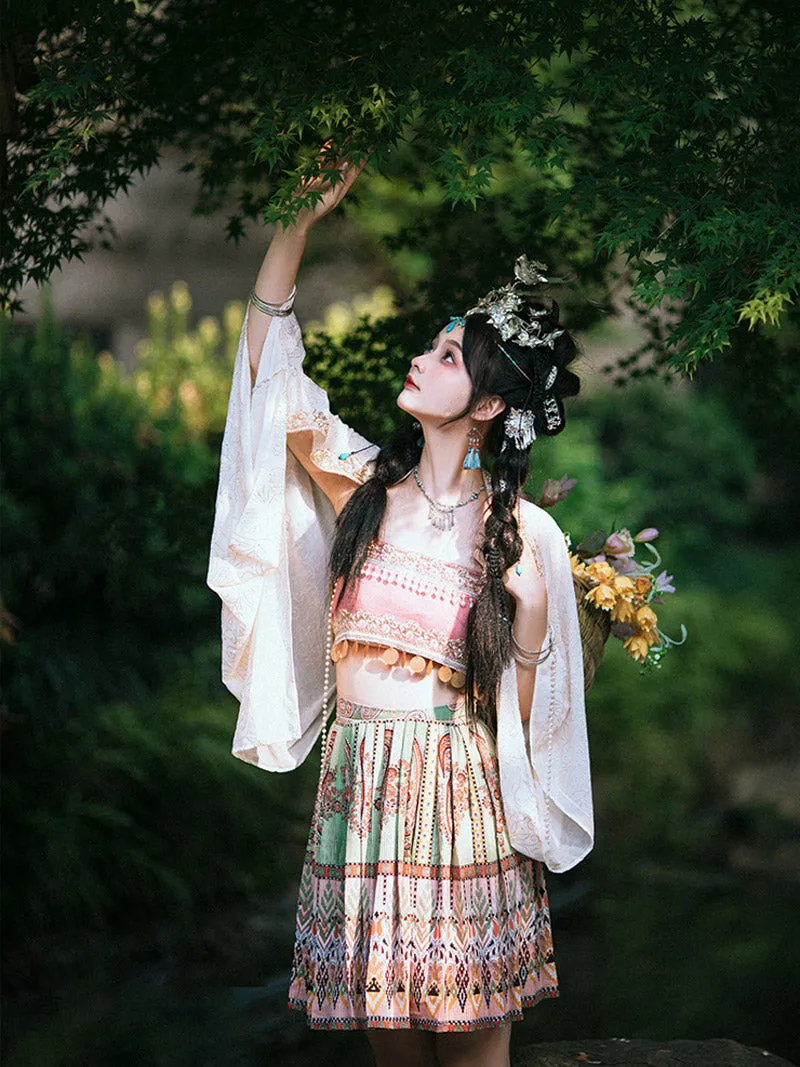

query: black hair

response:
[329,300,580,729]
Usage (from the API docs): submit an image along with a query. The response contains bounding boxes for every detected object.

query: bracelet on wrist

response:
[249,284,296,317]
[510,631,553,667]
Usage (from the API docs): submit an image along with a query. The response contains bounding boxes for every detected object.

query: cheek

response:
[446,370,474,412]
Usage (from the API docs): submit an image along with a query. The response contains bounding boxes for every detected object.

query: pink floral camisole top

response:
[330,539,484,692]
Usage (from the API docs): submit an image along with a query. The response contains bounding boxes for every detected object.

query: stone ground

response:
[517,1039,796,1067]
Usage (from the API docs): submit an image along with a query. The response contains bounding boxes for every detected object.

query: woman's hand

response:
[247,146,368,374]
[502,535,546,610]
[289,148,369,234]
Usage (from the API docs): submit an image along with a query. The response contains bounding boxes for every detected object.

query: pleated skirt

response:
[287,697,558,1032]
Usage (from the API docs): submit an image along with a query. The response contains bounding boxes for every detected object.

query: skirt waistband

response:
[335,696,467,724]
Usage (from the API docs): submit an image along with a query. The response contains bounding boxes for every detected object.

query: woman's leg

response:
[434,1021,512,1067]
[366,1027,438,1067]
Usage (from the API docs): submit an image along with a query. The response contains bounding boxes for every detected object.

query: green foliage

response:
[132,281,244,437]
[0,295,299,961]
[4,0,800,371]
[0,296,217,649]
[526,374,800,864]
[532,376,760,583]
[2,642,317,954]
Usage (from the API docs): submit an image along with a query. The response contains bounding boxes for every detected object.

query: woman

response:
[207,157,592,1067]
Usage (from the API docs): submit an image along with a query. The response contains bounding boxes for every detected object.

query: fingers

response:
[303,145,368,192]
[339,152,369,192]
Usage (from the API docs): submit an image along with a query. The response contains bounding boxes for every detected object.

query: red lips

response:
[404,375,419,390]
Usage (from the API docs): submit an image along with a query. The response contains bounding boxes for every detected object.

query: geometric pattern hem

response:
[287,985,558,1032]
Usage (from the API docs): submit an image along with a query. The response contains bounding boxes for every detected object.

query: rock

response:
[516,1038,796,1067]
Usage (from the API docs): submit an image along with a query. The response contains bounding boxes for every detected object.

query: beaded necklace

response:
[412,466,486,531]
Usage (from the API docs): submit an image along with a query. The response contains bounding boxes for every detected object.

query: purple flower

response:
[604,529,635,558]
[634,527,659,543]
[610,556,639,575]
[538,475,577,509]
[653,570,675,595]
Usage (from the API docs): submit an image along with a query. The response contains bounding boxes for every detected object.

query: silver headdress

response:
[465,255,566,352]
[463,255,567,445]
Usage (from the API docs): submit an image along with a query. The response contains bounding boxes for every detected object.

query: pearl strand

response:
[317,588,335,794]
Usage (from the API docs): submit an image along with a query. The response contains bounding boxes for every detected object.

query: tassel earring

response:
[463,425,482,470]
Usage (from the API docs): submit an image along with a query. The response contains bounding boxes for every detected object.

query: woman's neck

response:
[416,421,484,503]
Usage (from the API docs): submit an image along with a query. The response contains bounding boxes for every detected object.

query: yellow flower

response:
[634,576,653,597]
[636,605,658,631]
[586,560,616,584]
[586,582,616,611]
[644,627,661,647]
[612,598,636,624]
[612,575,636,600]
[624,633,651,662]
[569,554,587,579]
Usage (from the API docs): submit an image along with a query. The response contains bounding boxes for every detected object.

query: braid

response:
[461,302,579,728]
[329,423,422,605]
[466,436,532,727]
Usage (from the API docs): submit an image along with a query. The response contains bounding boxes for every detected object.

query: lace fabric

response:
[206,307,593,873]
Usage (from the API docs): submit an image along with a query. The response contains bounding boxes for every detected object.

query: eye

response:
[441,349,456,364]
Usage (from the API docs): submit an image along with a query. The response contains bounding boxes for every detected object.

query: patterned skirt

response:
[287,698,558,1032]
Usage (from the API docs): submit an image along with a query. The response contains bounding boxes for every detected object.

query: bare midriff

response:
[335,647,467,710]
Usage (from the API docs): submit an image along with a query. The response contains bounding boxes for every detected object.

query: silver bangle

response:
[510,631,553,667]
[249,284,296,316]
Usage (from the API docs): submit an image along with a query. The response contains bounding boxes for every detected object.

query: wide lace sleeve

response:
[495,499,594,873]
[206,305,377,772]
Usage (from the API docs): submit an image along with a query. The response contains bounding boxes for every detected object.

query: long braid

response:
[329,423,422,604]
[466,431,533,727]
[462,306,580,729]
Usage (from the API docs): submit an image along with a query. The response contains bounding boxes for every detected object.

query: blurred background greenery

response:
[3,184,799,1064]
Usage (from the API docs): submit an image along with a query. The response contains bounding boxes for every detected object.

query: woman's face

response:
[396,324,473,422]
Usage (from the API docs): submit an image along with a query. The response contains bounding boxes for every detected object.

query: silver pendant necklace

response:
[412,466,486,531]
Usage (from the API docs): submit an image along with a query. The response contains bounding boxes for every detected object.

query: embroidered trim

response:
[332,611,467,671]
[286,409,375,484]
[369,540,483,597]
[358,560,478,607]
[286,410,328,434]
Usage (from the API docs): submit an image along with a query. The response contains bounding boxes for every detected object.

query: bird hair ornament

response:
[465,255,567,352]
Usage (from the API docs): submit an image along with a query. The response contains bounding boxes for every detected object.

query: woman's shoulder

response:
[517,496,567,546]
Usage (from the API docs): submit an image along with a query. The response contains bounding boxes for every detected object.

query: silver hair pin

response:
[543,396,562,431]
[496,341,533,384]
[504,408,537,450]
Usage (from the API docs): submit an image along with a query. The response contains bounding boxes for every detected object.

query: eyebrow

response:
[439,334,462,351]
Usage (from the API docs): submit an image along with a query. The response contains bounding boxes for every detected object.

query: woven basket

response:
[573,573,612,692]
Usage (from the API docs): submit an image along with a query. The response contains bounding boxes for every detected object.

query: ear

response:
[471,394,506,423]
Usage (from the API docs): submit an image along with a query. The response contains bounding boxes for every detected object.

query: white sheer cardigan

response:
[207,306,593,873]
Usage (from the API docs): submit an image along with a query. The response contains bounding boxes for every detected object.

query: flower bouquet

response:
[537,476,687,691]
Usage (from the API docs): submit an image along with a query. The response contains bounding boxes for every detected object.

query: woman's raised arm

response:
[247,153,368,380]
